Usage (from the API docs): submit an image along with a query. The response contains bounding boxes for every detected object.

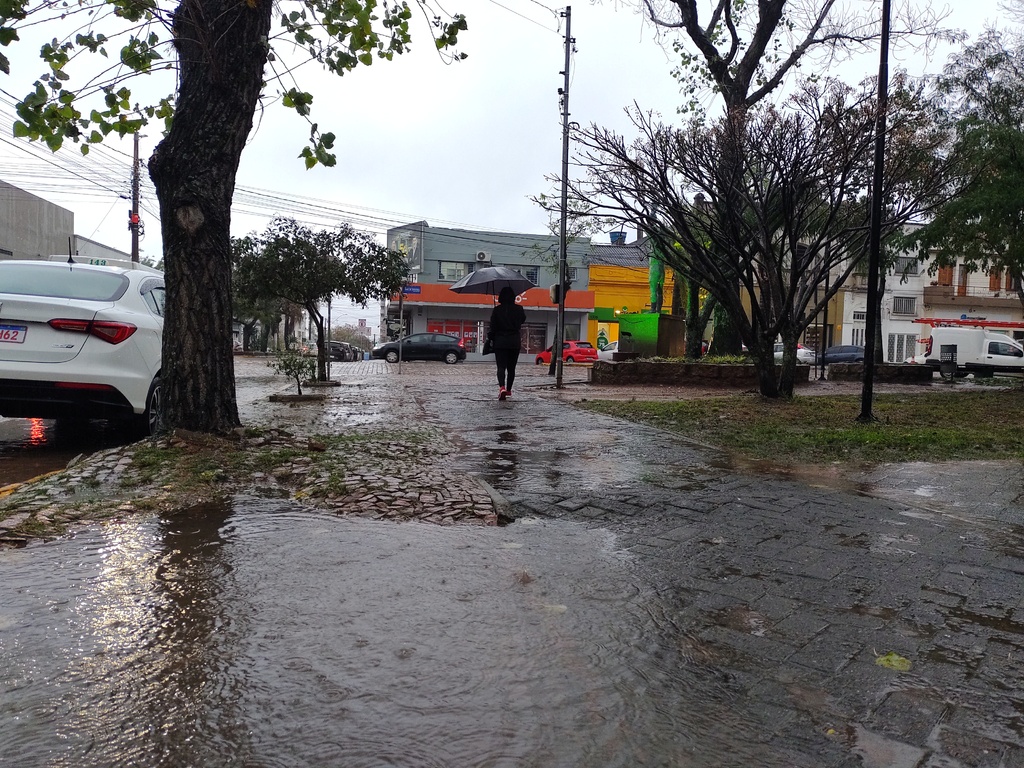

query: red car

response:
[535,340,599,365]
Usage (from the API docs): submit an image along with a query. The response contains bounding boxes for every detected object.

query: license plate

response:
[0,324,27,343]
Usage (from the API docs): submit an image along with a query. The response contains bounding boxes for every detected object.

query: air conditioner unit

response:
[475,251,491,263]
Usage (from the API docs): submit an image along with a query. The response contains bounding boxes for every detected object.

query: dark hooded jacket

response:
[488,287,527,351]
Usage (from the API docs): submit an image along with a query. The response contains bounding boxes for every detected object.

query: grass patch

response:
[579,390,1024,464]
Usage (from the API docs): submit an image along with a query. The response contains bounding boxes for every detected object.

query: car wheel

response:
[385,350,399,363]
[444,351,459,365]
[535,357,544,365]
[133,376,163,437]
[566,356,575,363]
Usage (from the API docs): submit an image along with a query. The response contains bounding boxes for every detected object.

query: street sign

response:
[402,285,421,294]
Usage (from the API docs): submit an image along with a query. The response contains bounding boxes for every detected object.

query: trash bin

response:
[939,344,957,378]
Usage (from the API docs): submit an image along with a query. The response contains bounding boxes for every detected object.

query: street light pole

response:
[859,0,891,422]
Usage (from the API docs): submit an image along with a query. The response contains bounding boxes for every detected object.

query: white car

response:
[0,259,165,434]
[598,340,619,361]
[773,342,816,365]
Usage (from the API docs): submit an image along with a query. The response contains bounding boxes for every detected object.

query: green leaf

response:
[875,652,912,672]
[12,120,30,137]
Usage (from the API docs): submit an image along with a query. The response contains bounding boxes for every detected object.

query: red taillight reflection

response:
[48,319,137,344]
[53,382,117,391]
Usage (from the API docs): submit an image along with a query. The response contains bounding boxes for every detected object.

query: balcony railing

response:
[923,284,1021,304]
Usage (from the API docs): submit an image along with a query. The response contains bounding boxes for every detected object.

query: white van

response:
[907,327,1024,376]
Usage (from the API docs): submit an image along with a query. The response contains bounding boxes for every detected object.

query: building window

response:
[892,296,916,315]
[887,333,919,362]
[517,266,540,284]
[937,266,953,286]
[852,311,867,322]
[957,265,969,297]
[438,261,469,282]
[568,267,578,282]
[852,328,865,346]
[990,268,1003,292]
[894,257,919,279]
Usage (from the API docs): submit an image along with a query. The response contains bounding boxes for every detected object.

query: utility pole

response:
[552,5,573,387]
[130,132,140,263]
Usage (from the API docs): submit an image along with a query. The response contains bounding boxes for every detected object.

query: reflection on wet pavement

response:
[0,497,835,766]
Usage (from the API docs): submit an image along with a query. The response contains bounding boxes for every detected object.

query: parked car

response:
[773,342,816,365]
[328,341,354,362]
[535,340,599,365]
[597,340,619,361]
[820,345,865,365]
[0,258,165,434]
[371,333,466,364]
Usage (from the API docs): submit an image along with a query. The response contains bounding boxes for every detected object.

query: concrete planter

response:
[590,360,811,386]
[826,363,934,383]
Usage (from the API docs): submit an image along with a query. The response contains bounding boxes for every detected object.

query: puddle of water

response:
[0,417,132,485]
[1,497,831,767]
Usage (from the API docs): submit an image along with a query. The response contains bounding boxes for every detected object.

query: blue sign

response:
[402,285,421,294]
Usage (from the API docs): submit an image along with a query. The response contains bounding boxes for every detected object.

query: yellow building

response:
[585,238,676,349]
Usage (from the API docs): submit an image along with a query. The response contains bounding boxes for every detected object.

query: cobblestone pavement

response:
[4,357,1024,766]
[353,359,1024,768]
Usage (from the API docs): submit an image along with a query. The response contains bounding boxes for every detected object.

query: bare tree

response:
[571,77,958,397]
[625,0,958,355]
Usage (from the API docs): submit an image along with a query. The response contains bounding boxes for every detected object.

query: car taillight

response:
[924,337,932,356]
[48,319,138,344]
[458,339,465,348]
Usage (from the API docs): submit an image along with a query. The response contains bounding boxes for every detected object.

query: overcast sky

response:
[0,0,1007,326]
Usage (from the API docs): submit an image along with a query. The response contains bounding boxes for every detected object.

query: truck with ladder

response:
[907,318,1024,377]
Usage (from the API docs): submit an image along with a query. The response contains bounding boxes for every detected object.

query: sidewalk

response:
[352,359,1024,767]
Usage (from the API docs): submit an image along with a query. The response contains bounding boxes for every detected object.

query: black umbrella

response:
[448,266,536,296]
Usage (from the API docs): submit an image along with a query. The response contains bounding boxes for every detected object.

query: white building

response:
[841,253,1024,361]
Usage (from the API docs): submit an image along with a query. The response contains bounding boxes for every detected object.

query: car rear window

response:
[0,263,129,301]
[576,342,595,349]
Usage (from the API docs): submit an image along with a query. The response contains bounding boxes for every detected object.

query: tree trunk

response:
[753,345,781,398]
[309,309,328,381]
[148,0,273,433]
[684,277,703,358]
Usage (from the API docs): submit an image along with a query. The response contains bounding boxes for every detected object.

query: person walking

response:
[488,286,527,401]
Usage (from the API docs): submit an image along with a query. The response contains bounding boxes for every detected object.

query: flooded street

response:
[0,496,798,767]
[4,360,1024,766]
